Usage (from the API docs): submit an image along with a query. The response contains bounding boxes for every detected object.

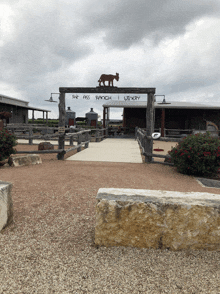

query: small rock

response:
[38,142,54,151]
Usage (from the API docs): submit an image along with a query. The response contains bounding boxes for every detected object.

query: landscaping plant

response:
[0,129,17,162]
[169,132,220,177]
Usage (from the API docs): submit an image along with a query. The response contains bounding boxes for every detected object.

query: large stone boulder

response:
[8,154,42,167]
[38,142,54,150]
[0,181,13,231]
[95,188,220,251]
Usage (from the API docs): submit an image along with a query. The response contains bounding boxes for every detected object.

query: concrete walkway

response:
[66,138,143,163]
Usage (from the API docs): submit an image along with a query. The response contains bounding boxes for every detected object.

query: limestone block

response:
[95,188,220,251]
[8,154,42,167]
[0,181,13,231]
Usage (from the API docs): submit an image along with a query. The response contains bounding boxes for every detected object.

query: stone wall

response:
[0,181,13,231]
[95,188,220,251]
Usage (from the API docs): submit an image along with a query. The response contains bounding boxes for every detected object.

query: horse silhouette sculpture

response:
[98,73,119,87]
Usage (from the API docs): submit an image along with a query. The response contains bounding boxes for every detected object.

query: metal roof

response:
[21,105,51,112]
[0,94,50,112]
[102,100,220,109]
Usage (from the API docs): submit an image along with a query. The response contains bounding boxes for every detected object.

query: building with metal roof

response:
[0,94,50,124]
[102,100,220,109]
[102,100,220,136]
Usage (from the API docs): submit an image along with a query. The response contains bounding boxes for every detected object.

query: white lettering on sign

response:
[124,96,140,101]
[96,96,112,100]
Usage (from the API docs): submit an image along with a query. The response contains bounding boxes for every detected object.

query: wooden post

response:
[107,107,109,121]
[95,129,99,142]
[135,126,138,139]
[32,110,34,124]
[58,93,65,160]
[161,109,165,137]
[77,133,82,152]
[85,132,89,148]
[69,135,74,146]
[145,92,155,163]
[69,127,74,146]
[103,107,108,136]
[29,127,33,145]
[103,107,106,128]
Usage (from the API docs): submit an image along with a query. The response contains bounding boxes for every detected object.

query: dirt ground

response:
[3,141,220,194]
[0,143,220,293]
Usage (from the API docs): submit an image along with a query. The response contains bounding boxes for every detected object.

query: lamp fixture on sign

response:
[155,95,170,104]
[45,93,60,102]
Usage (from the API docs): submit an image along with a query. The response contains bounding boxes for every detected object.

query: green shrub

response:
[169,133,220,177]
[0,129,17,162]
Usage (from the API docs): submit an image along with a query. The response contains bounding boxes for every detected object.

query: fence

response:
[135,127,173,165]
[90,128,107,141]
[6,124,107,160]
[160,128,219,138]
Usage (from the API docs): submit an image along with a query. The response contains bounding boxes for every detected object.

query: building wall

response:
[125,107,220,131]
[0,103,28,124]
[11,107,28,124]
[124,108,146,128]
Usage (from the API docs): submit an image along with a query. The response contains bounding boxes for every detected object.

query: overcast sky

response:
[1,0,220,120]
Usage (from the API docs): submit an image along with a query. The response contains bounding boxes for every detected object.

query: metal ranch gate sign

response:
[58,86,156,161]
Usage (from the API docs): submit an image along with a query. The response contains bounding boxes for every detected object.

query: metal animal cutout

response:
[98,73,119,87]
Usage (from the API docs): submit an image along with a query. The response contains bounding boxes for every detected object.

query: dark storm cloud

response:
[85,0,220,48]
[0,2,92,86]
[1,0,220,117]
[2,0,219,85]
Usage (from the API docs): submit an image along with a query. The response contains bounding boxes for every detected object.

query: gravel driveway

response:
[0,146,220,293]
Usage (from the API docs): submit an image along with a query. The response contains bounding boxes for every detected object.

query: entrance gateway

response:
[58,86,156,161]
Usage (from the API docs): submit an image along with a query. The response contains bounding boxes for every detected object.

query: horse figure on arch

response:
[98,73,119,87]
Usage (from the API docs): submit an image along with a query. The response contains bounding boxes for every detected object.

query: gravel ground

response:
[0,144,220,293]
